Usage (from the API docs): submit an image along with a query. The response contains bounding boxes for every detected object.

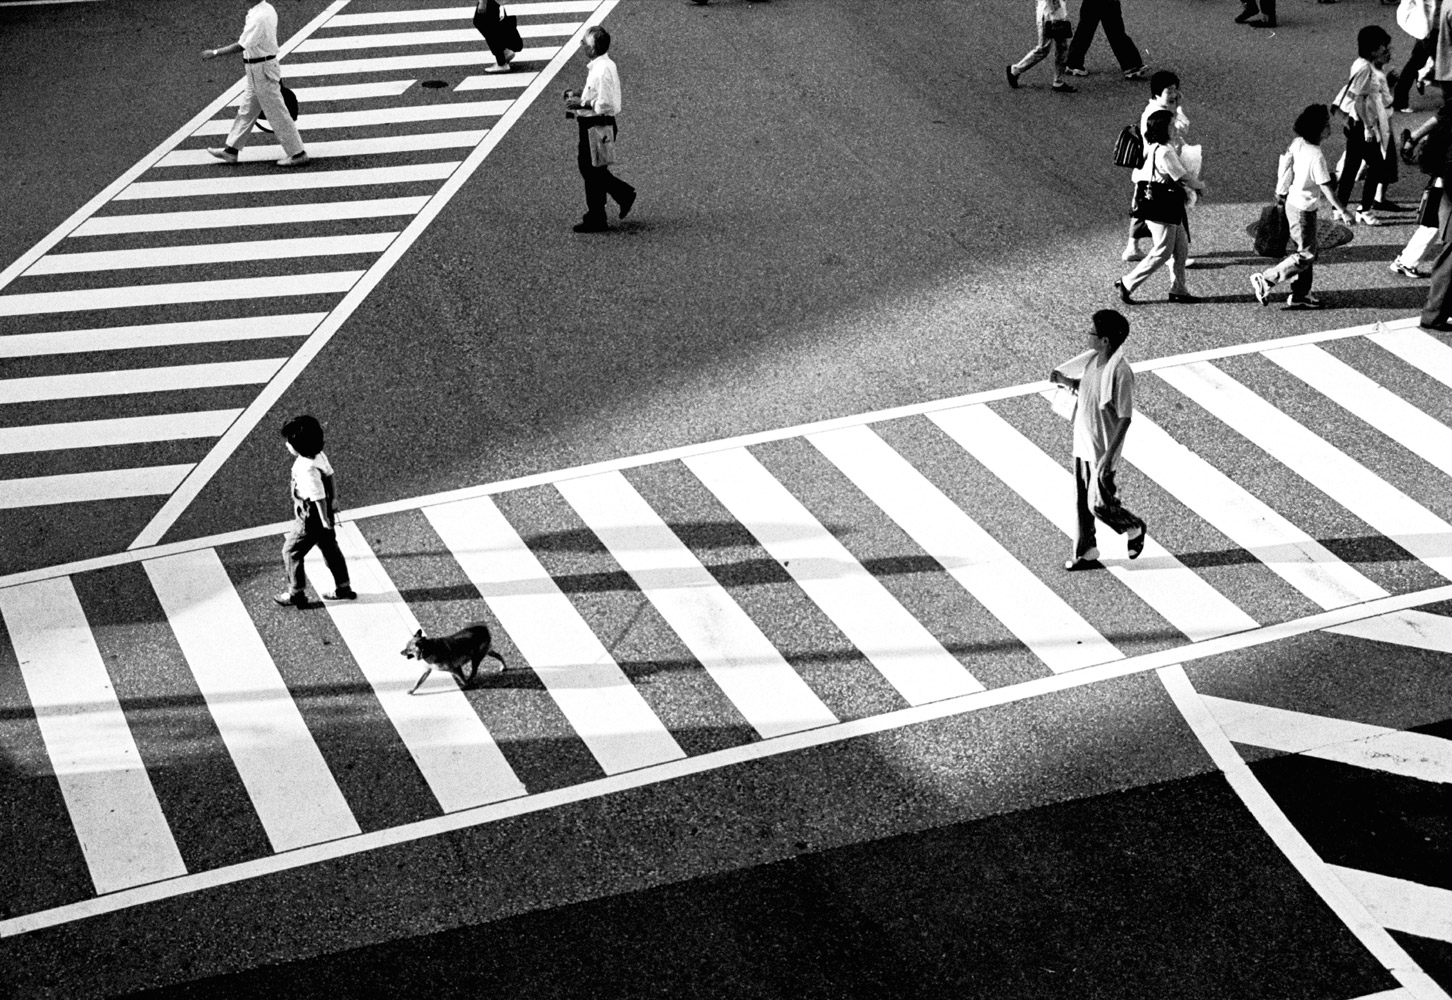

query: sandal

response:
[1063,557,1101,572]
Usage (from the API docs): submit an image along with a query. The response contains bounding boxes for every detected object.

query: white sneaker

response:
[1354,210,1381,226]
[1390,260,1422,278]
[1184,257,1198,268]
[275,151,310,168]
[207,147,238,164]
[1249,272,1270,305]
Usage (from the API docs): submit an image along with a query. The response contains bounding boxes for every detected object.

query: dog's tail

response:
[485,648,507,670]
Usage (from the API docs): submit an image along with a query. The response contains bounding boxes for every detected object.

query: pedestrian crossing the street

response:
[0,0,615,548]
[3,319,1452,991]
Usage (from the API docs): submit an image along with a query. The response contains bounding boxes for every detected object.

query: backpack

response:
[1112,123,1144,168]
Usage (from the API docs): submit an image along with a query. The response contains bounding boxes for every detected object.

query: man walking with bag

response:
[564,26,636,233]
[202,0,309,167]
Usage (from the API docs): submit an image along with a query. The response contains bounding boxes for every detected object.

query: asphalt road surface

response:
[2,0,1451,997]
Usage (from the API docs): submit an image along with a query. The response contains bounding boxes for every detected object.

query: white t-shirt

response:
[1283,136,1333,213]
[1072,354,1134,463]
[581,54,622,116]
[291,452,334,504]
[238,2,280,59]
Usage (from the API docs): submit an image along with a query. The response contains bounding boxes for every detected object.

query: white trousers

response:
[226,59,304,157]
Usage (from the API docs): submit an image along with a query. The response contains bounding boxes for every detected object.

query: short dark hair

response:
[1357,24,1391,58]
[1143,109,1174,145]
[1149,70,1180,98]
[1292,103,1331,142]
[1092,309,1130,351]
[280,414,324,458]
[586,25,610,54]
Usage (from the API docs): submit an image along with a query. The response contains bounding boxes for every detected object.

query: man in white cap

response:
[202,0,308,167]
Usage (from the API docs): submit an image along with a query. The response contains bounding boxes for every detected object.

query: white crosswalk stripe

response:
[6,319,1452,933]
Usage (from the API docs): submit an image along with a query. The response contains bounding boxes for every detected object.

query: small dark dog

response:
[400,624,506,695]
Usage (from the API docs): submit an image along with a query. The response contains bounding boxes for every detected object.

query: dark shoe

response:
[1063,558,1102,572]
[1005,65,1019,89]
[1051,81,1077,93]
[323,587,357,601]
[1371,199,1406,212]
[617,189,636,219]
[1127,528,1147,560]
[1167,291,1201,303]
[1247,17,1276,27]
[1420,320,1452,332]
[273,591,307,608]
[573,220,608,233]
[1114,279,1134,304]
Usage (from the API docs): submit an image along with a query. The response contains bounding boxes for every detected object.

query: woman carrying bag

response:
[1250,104,1356,310]
[1115,110,1207,304]
[473,0,522,73]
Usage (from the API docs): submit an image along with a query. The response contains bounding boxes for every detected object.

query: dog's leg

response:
[408,667,431,695]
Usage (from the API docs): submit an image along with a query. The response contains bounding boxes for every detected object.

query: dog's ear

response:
[413,628,423,638]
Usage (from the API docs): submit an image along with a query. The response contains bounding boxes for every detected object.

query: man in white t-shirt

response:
[202,0,308,167]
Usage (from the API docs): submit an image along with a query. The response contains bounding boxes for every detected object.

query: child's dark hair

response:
[1292,103,1331,143]
[1356,24,1390,60]
[280,414,324,458]
[1091,309,1131,352]
[1143,109,1174,145]
[1149,70,1179,98]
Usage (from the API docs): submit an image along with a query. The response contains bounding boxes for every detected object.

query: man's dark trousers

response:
[1422,192,1452,325]
[577,115,633,226]
[1067,0,1142,72]
[1393,32,1436,109]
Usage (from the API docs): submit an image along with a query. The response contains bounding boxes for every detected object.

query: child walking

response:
[1007,0,1077,93]
[274,414,356,608]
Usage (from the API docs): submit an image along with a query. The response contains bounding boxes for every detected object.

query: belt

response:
[242,55,276,64]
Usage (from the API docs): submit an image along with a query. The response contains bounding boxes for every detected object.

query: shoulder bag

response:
[1130,145,1186,225]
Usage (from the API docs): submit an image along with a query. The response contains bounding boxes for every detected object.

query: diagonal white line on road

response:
[1330,866,1452,944]
[325,1,598,26]
[195,101,510,134]
[555,471,840,738]
[0,358,285,403]
[227,80,417,104]
[0,314,322,357]
[1119,406,1387,610]
[0,272,360,317]
[809,423,1122,675]
[159,132,485,167]
[1201,695,1452,783]
[284,46,560,77]
[0,466,194,508]
[1158,361,1452,583]
[1327,608,1452,652]
[686,447,986,705]
[73,198,428,234]
[1368,326,1452,389]
[313,524,527,812]
[145,550,361,853]
[26,233,397,275]
[932,404,1260,642]
[455,72,540,91]
[295,23,581,51]
[0,578,187,894]
[115,162,458,200]
[424,494,688,776]
[1265,343,1452,480]
[0,409,241,454]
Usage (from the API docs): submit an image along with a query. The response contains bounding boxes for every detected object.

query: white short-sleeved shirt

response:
[581,53,622,116]
[238,1,280,60]
[1284,136,1333,213]
[291,452,334,504]
[1036,0,1069,21]
[1072,355,1134,463]
[1340,57,1377,119]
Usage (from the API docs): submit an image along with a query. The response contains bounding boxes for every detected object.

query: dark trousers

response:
[1422,193,1452,324]
[1337,122,1388,211]
[1066,0,1142,72]
[282,514,349,597]
[577,116,634,224]
[1393,32,1436,109]
[1239,0,1276,23]
[1074,458,1145,559]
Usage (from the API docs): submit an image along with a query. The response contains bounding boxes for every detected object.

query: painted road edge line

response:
[126,0,620,551]
[5,580,1452,940]
[1158,665,1450,1000]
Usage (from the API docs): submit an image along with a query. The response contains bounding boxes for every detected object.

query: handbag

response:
[1130,145,1185,224]
[500,7,524,52]
[587,124,615,167]
[1044,18,1073,39]
[1252,202,1290,257]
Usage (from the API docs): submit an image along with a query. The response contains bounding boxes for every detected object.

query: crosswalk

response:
[3,319,1452,964]
[0,0,613,548]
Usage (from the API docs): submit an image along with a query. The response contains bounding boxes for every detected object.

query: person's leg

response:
[1072,459,1099,561]
[577,122,608,226]
[1358,139,1388,211]
[1122,219,1172,292]
[1167,222,1190,294]
[1235,0,1258,22]
[1336,124,1368,209]
[225,73,263,151]
[1011,23,1052,77]
[281,522,314,600]
[1099,0,1144,72]
[1397,225,1439,268]
[1422,198,1452,324]
[1257,0,1276,24]
[1394,35,1434,108]
[314,529,352,593]
[1287,210,1320,300]
[1092,466,1146,546]
[256,62,304,158]
[1065,0,1101,71]
[1051,35,1069,85]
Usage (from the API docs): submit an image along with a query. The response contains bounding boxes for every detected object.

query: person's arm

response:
[1352,68,1384,143]
[202,41,243,60]
[1159,147,1207,194]
[1318,180,1355,223]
